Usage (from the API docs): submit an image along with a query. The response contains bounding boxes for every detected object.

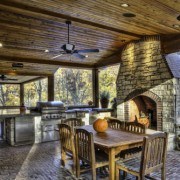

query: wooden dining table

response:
[81,125,155,180]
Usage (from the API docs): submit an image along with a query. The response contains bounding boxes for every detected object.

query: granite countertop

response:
[0,109,41,118]
[65,108,113,113]
[0,107,113,118]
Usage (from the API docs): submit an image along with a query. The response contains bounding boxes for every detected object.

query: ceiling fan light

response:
[66,44,75,51]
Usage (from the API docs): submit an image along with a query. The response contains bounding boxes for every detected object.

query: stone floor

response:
[0,140,179,180]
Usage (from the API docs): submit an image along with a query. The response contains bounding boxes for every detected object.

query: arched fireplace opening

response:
[129,96,157,130]
[124,90,163,131]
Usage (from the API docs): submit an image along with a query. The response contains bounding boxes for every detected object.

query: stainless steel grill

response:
[36,101,66,142]
[37,101,66,120]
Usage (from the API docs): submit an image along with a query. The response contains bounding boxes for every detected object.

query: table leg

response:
[109,148,115,180]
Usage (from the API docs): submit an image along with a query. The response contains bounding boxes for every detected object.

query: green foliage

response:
[99,65,119,103]
[100,91,110,100]
[0,65,119,107]
[0,84,20,106]
[24,78,47,107]
[54,68,93,105]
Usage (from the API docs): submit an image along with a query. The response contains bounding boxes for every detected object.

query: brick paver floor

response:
[0,141,179,180]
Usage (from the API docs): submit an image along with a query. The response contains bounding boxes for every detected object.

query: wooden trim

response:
[48,75,54,101]
[20,83,24,105]
[0,1,142,38]
[0,69,52,76]
[92,69,99,107]
[0,82,21,85]
[96,52,122,68]
[0,55,94,69]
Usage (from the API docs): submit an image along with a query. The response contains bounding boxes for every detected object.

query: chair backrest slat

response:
[62,118,83,128]
[140,132,168,175]
[108,119,125,130]
[125,121,146,134]
[75,128,95,165]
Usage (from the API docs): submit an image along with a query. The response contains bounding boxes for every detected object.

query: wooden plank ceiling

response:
[0,0,179,82]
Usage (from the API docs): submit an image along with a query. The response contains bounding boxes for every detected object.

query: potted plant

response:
[100,91,110,108]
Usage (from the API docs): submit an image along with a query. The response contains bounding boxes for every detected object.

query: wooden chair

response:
[108,118,125,130]
[116,132,168,180]
[58,123,76,174]
[120,121,146,158]
[75,128,109,180]
[62,118,83,128]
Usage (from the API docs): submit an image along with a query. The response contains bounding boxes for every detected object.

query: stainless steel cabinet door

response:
[15,117,34,143]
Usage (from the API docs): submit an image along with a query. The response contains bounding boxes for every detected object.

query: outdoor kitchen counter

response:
[0,109,41,118]
[0,109,41,146]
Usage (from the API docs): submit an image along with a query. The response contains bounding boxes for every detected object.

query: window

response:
[0,84,20,106]
[99,64,120,104]
[54,68,93,105]
[24,78,48,107]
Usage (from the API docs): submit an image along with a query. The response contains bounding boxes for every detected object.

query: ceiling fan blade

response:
[5,78,18,81]
[51,54,63,59]
[76,49,99,53]
[72,53,86,59]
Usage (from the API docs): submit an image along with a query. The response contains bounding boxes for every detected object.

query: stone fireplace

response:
[116,36,180,150]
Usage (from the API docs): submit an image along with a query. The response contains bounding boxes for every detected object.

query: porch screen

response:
[54,68,93,106]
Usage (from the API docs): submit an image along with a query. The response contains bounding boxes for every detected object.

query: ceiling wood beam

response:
[0,1,142,39]
[0,82,21,85]
[0,70,50,76]
[161,34,180,54]
[0,55,94,68]
[96,54,121,67]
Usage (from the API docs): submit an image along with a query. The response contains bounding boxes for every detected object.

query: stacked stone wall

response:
[116,37,175,132]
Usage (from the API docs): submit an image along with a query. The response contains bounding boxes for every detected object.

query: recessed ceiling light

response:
[123,13,136,17]
[45,49,49,53]
[121,40,126,42]
[0,43,3,47]
[121,3,129,7]
[173,24,180,28]
[177,15,180,21]
[85,55,89,58]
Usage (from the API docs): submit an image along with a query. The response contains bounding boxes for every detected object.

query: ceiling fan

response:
[52,21,99,60]
[0,75,18,81]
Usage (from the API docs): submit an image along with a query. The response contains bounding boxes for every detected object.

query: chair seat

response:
[116,156,141,173]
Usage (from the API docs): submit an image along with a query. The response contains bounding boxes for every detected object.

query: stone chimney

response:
[116,36,176,133]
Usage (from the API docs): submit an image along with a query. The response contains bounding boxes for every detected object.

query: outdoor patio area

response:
[0,141,179,180]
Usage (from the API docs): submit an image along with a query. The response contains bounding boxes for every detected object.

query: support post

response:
[92,68,99,107]
[20,83,24,105]
[48,75,54,101]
